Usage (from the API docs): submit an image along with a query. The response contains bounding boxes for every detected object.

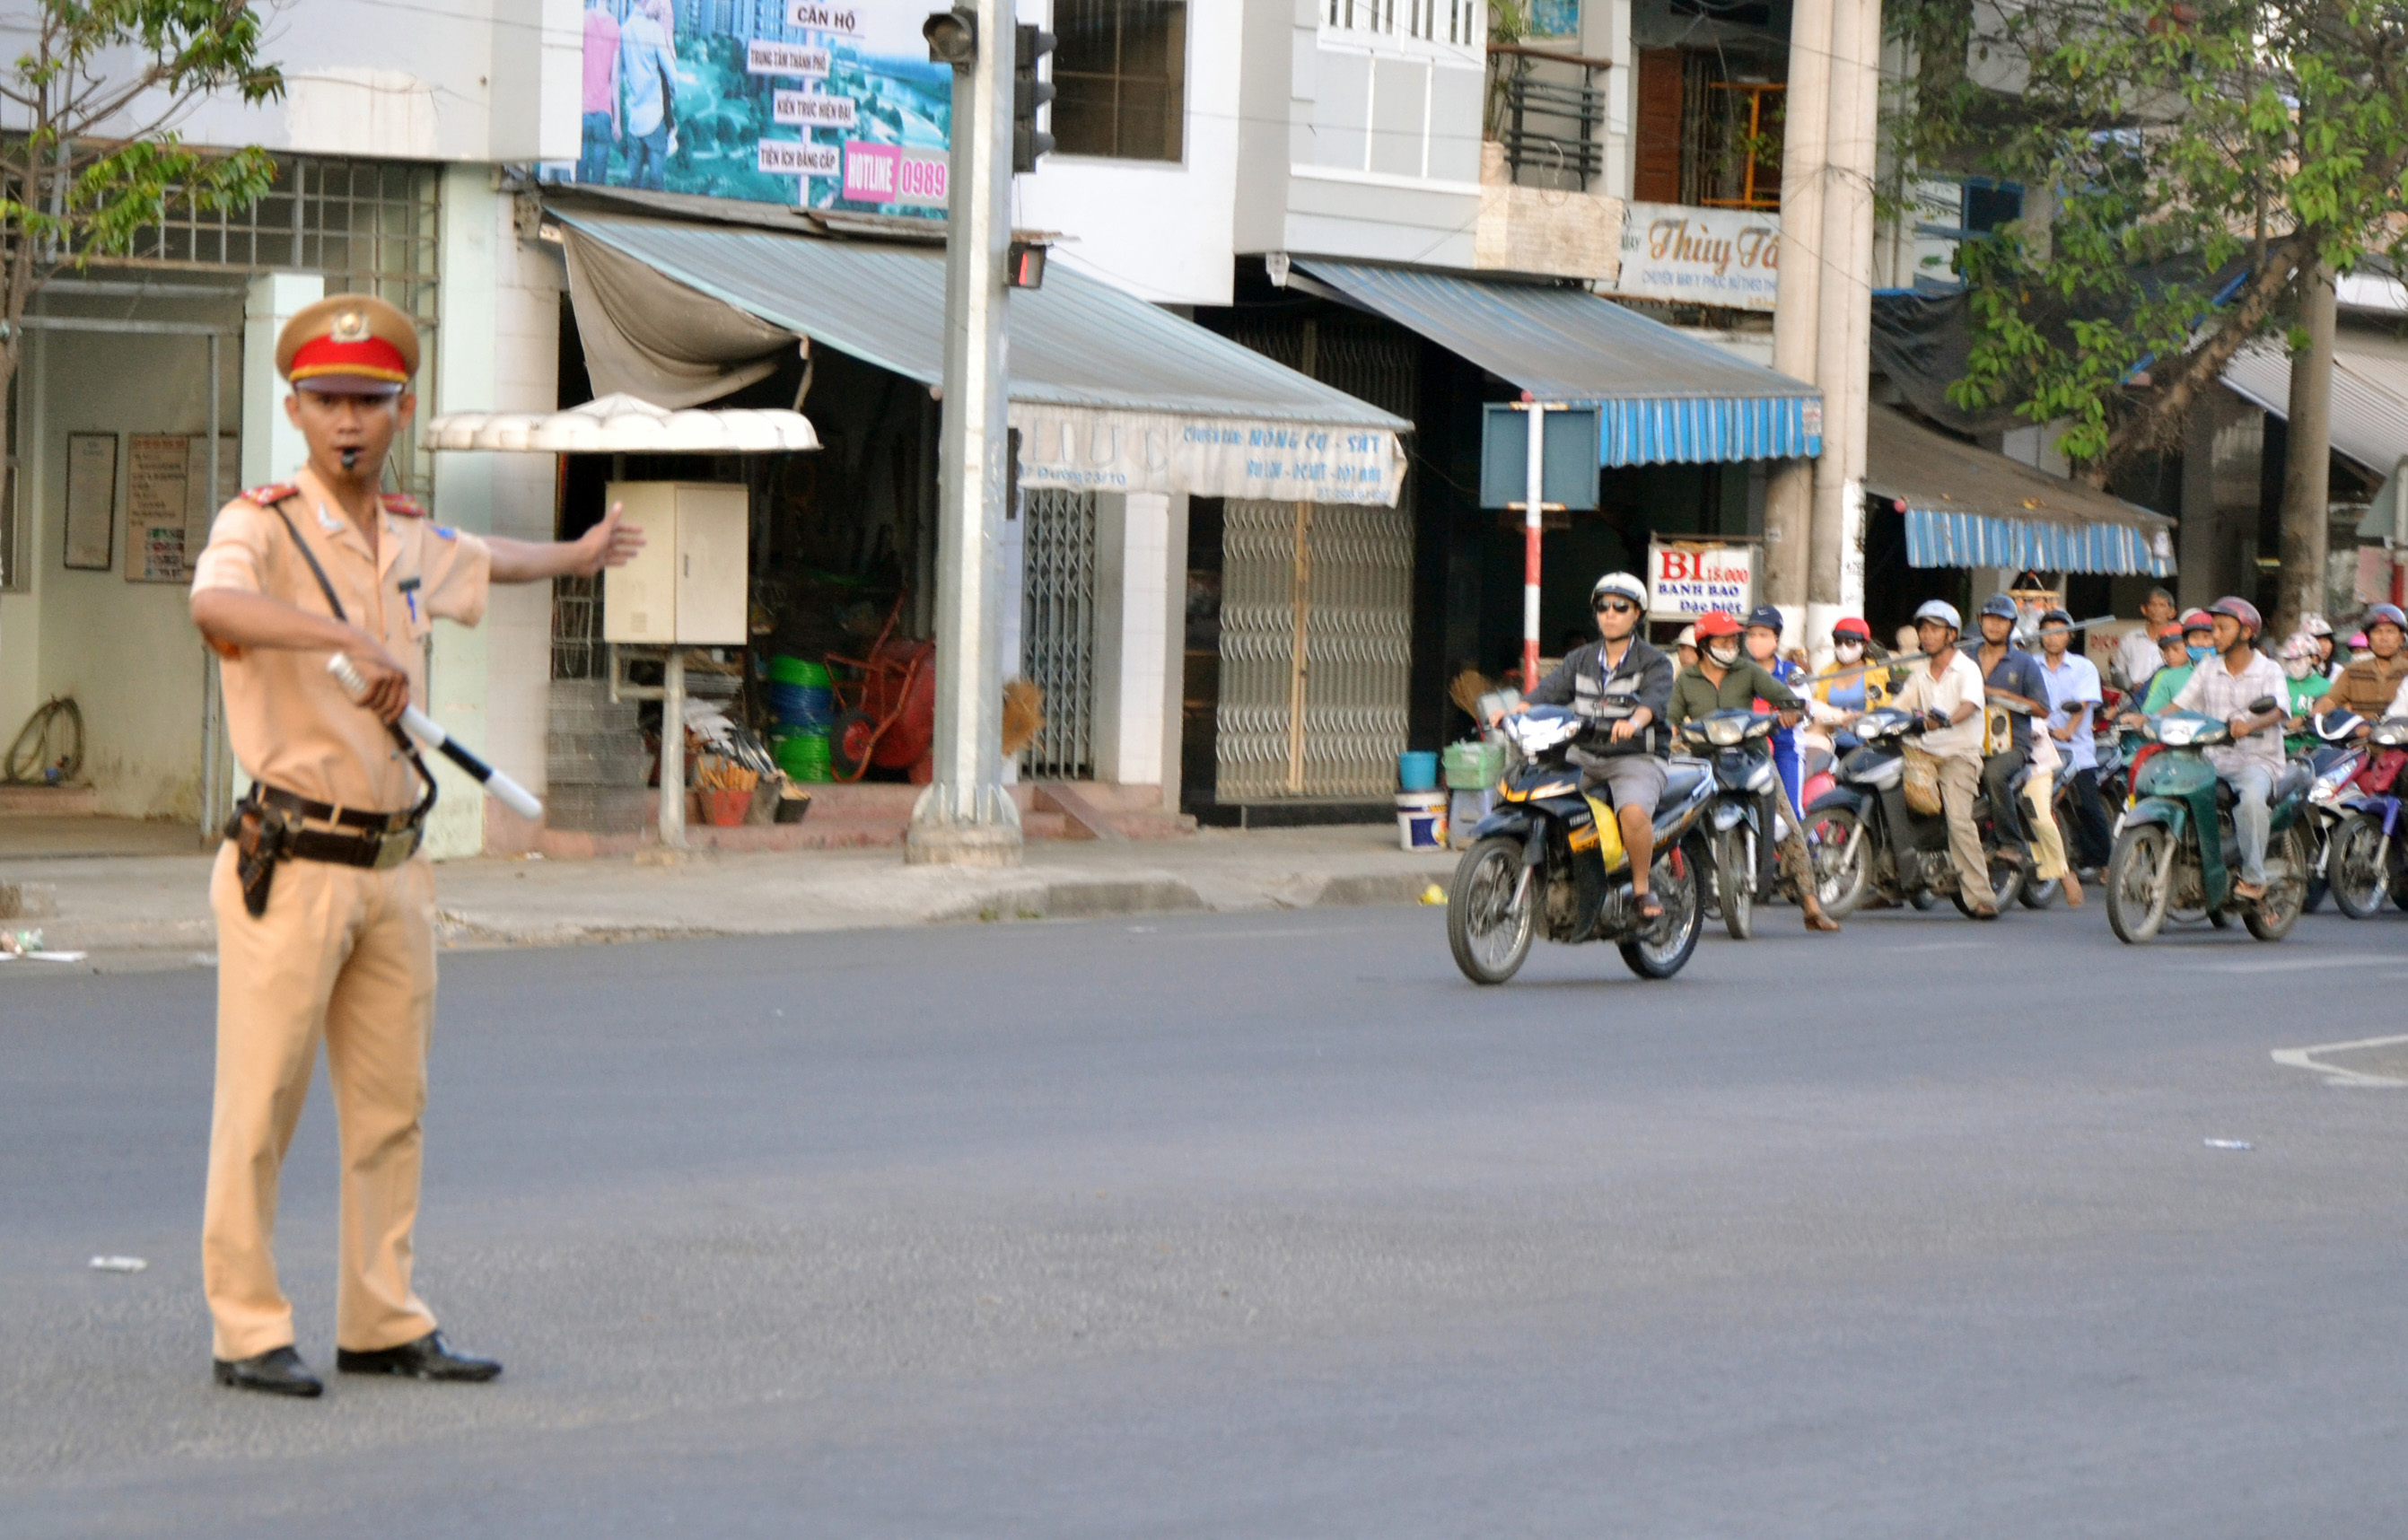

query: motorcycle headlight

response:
[1708,718,1747,748]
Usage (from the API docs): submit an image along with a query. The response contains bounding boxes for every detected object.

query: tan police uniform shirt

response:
[192,468,491,815]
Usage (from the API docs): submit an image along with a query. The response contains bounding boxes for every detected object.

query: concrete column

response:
[1764,0,1834,625]
[1806,0,1881,637]
[1092,491,1170,789]
[1158,493,1189,815]
[242,274,321,487]
[2275,258,2335,635]
[425,164,563,858]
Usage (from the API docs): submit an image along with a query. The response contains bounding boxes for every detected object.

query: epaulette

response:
[380,493,427,518]
[241,482,300,507]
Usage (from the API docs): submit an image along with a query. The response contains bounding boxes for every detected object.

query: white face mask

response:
[1706,641,1742,668]
[1834,642,1864,662]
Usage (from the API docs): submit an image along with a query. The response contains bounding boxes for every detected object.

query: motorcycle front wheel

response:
[1715,827,1754,941]
[2106,824,2173,944]
[1807,807,1872,917]
[1448,836,1537,985]
[2327,813,2391,920]
[2243,827,2310,941]
[1620,838,1704,980]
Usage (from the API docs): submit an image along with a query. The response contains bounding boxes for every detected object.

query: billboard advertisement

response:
[574,1,950,217]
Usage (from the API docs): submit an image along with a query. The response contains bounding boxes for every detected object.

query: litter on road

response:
[2202,1139,2255,1151]
[88,1256,147,1273]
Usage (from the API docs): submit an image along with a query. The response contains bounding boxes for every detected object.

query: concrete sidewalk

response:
[1,824,1458,964]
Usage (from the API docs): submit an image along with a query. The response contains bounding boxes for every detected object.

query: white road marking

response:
[2270,1032,2408,1089]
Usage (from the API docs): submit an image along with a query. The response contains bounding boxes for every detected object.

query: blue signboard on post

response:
[1479,404,1599,510]
[572,1,951,217]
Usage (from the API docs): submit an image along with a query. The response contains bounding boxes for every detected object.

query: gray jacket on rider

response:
[1528,636,1675,767]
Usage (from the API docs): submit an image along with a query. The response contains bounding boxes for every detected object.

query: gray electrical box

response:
[1479,404,1598,510]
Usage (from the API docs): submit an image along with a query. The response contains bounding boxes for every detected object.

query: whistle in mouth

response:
[340,448,360,470]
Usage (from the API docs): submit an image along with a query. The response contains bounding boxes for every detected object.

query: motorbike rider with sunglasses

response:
[1512,573,1677,919]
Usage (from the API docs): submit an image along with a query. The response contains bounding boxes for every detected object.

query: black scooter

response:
[1805,706,2026,917]
[1680,708,1785,941]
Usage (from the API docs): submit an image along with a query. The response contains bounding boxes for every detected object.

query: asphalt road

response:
[4,897,2406,1538]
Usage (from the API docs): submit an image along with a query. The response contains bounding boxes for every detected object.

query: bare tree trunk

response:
[2274,258,2336,637]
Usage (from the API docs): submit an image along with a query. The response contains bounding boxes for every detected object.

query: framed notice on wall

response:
[63,432,118,571]
[126,434,191,582]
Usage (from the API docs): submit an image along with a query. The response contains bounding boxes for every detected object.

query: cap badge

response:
[330,310,369,343]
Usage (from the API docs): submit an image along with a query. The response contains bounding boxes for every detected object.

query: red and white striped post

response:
[1520,393,1546,690]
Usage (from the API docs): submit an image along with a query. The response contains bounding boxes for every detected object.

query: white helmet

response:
[1913,599,1962,633]
[1590,571,1647,610]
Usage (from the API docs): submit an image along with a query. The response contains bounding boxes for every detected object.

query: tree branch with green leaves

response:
[1889,0,2408,487]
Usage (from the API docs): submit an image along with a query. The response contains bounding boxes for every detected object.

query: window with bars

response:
[1326,0,1478,45]
[124,154,443,493]
[1053,0,1186,162]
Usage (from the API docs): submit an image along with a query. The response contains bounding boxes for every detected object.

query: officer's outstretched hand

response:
[342,635,411,723]
[568,503,646,577]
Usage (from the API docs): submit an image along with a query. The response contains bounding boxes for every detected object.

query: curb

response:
[15,860,1455,961]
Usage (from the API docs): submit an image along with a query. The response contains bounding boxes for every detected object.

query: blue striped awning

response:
[1297,260,1823,467]
[1869,408,2176,577]
[1903,509,2176,577]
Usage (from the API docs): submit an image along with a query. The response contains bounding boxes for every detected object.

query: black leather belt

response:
[244,784,425,870]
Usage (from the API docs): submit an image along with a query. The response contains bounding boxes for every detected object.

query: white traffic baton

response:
[326,653,545,822]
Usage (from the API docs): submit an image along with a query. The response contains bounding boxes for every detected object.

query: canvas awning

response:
[549,209,1409,506]
[424,393,819,454]
[1866,408,2177,577]
[1292,259,1822,466]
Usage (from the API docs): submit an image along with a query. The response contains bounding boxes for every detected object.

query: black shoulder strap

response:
[265,501,350,625]
[264,497,438,822]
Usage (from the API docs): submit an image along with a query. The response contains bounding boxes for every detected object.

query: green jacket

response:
[1668,660,1804,728]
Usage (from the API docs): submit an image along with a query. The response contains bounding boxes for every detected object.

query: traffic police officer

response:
[189,294,640,1396]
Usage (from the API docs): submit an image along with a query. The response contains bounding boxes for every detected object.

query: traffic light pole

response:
[908,0,1023,866]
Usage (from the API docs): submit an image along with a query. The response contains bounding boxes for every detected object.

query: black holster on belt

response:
[224,798,298,919]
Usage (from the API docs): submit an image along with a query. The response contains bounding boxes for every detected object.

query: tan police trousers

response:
[202,841,441,1361]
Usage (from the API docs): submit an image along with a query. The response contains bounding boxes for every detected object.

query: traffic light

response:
[1012,23,1055,173]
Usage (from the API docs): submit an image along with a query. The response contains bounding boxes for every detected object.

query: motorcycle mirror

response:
[2246,695,2278,716]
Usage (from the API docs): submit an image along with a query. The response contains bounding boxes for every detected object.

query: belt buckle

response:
[371,824,420,871]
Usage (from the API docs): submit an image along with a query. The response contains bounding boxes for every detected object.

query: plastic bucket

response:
[1448,788,1495,848]
[775,731,833,783]
[699,787,752,827]
[766,656,831,687]
[1398,750,1440,792]
[1396,790,1448,852]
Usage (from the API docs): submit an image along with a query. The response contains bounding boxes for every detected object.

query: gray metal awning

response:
[1292,259,1822,466]
[552,210,1409,505]
[1866,409,2176,577]
[2222,332,2408,477]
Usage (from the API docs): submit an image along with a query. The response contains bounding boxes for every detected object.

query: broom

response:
[1002,678,1046,757]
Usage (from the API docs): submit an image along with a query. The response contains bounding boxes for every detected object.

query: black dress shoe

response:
[213,1344,323,1397]
[336,1330,501,1382]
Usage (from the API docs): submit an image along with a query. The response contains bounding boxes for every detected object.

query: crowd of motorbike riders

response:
[1497,570,2408,949]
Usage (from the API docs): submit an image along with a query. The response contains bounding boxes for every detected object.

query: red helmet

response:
[1832,616,1871,640]
[2178,608,2216,634]
[2208,596,2263,636]
[1693,609,1743,641]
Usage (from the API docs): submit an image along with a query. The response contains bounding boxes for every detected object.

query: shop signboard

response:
[1645,538,1755,619]
[1614,203,1781,312]
[1011,407,1407,508]
[571,1,950,218]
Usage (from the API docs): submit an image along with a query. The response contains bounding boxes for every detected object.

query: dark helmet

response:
[1745,604,1784,634]
[2039,607,2073,629]
[2208,596,2263,637]
[1978,592,2018,621]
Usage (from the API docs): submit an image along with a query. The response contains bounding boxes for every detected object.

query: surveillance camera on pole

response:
[1012,24,1055,173]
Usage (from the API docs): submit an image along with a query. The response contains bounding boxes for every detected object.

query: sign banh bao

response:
[574,1,950,216]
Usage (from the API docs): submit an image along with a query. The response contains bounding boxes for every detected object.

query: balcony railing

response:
[1487,43,1611,192]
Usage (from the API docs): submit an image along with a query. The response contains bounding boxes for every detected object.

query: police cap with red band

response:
[275,294,419,397]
